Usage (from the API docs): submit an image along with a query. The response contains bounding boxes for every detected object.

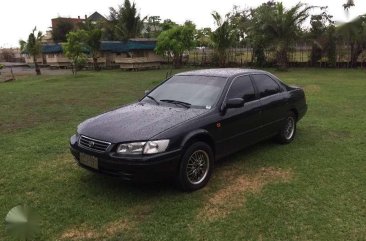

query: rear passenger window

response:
[227,76,256,102]
[252,74,281,98]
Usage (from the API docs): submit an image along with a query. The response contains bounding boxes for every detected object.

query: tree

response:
[160,19,178,31]
[228,5,251,46]
[337,14,366,67]
[103,8,119,40]
[250,2,312,70]
[196,28,212,47]
[246,2,273,67]
[309,7,335,66]
[62,30,88,75]
[0,49,15,62]
[343,0,355,10]
[144,16,161,38]
[110,0,146,41]
[156,23,195,68]
[19,27,43,75]
[80,20,103,71]
[210,12,236,67]
[85,29,102,71]
[52,19,75,42]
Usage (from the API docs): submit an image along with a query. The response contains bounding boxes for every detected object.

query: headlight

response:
[117,142,146,154]
[143,140,170,154]
[116,140,169,155]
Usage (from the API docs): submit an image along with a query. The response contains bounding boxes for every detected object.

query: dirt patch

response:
[59,203,151,241]
[198,167,293,222]
[60,226,98,240]
[60,218,134,241]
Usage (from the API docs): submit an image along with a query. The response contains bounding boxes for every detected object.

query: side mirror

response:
[226,98,245,109]
[144,90,150,95]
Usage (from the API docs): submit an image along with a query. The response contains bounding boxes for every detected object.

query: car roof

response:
[175,68,268,78]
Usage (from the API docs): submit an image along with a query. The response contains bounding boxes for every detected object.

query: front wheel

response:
[177,142,214,191]
[277,112,297,144]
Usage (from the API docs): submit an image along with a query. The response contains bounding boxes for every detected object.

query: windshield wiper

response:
[160,99,191,108]
[146,95,160,105]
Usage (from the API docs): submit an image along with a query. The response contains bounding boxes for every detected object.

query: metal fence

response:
[175,44,366,68]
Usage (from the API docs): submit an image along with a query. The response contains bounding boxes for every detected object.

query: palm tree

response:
[80,20,102,71]
[86,29,102,71]
[343,0,355,10]
[211,12,235,67]
[337,15,366,67]
[20,27,43,75]
[259,3,312,70]
[111,0,146,41]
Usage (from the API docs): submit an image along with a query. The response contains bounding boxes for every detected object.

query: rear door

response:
[217,75,262,156]
[251,74,288,138]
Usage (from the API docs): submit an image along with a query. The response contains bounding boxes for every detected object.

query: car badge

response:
[88,141,95,147]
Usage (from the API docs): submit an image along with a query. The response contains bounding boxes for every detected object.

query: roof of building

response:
[176,68,268,78]
[37,40,156,54]
[88,12,107,22]
[100,40,156,53]
[42,44,63,54]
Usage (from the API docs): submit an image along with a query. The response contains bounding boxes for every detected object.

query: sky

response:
[1,0,365,47]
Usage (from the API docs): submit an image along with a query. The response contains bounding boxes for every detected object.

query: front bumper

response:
[69,135,182,181]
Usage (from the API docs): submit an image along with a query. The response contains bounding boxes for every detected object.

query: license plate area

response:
[80,153,99,170]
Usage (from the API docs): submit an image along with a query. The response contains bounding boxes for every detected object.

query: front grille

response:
[78,135,111,152]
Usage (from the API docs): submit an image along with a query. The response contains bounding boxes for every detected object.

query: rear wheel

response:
[277,112,297,144]
[177,142,213,191]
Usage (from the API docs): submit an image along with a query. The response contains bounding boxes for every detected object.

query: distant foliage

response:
[196,28,213,48]
[343,0,355,10]
[249,2,312,70]
[0,49,15,62]
[144,16,162,38]
[52,19,75,43]
[337,14,366,67]
[108,0,146,41]
[62,30,88,75]
[156,23,196,68]
[210,12,236,67]
[19,27,43,75]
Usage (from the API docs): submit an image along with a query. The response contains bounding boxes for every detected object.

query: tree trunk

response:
[33,55,41,75]
[172,54,183,68]
[219,50,226,67]
[350,43,362,68]
[253,45,266,67]
[310,43,322,67]
[93,57,98,71]
[276,48,289,71]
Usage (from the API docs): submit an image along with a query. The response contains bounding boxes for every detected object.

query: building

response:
[0,48,23,62]
[87,12,107,24]
[102,40,163,70]
[51,16,84,33]
[50,12,107,43]
[25,40,162,70]
[43,44,70,67]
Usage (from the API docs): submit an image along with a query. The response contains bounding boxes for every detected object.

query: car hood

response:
[77,103,209,143]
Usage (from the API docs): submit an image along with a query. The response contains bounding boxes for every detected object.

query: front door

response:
[216,75,262,157]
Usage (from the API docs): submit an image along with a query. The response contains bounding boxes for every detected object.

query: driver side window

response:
[227,76,256,102]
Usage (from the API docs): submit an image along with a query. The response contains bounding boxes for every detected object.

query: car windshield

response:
[144,75,227,108]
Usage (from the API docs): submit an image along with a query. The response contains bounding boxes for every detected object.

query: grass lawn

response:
[0,68,365,241]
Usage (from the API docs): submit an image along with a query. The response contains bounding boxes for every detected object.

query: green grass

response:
[1,68,366,241]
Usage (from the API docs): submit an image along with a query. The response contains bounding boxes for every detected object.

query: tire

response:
[277,111,297,144]
[177,142,214,191]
